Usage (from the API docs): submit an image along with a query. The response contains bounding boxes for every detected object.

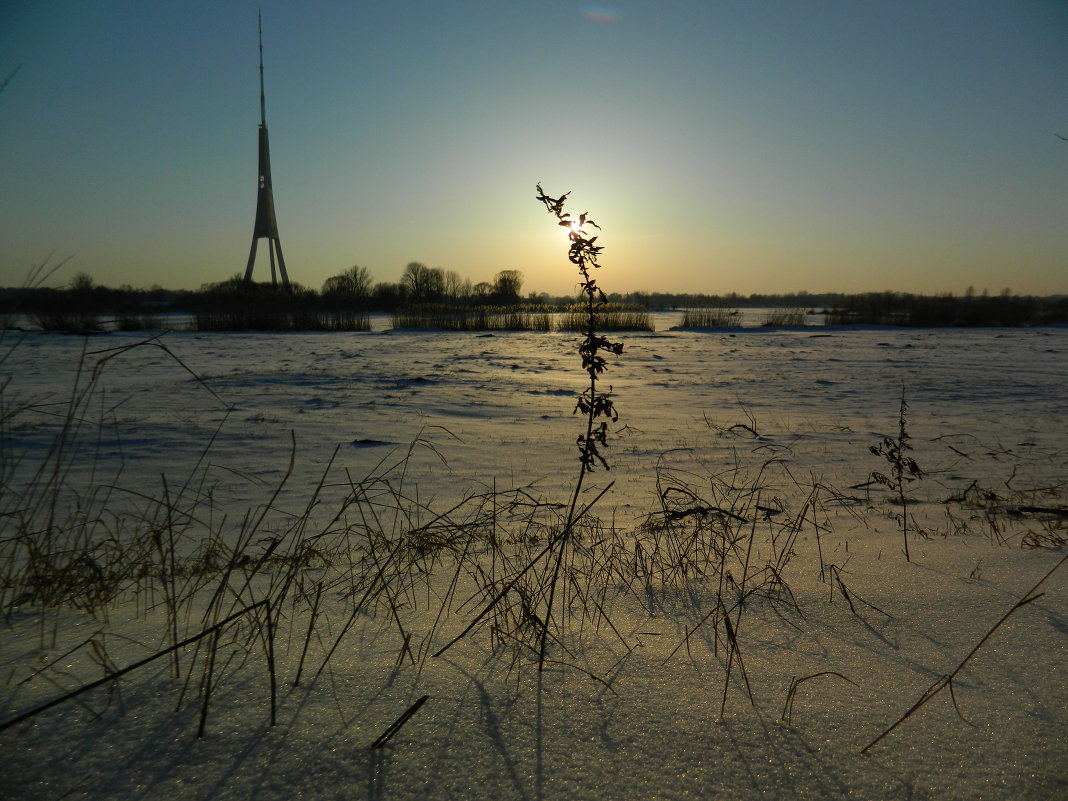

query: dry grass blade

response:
[781,671,858,724]
[861,551,1067,753]
[371,695,429,749]
[0,600,268,733]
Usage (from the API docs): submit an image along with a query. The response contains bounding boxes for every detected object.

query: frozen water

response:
[1,321,1065,800]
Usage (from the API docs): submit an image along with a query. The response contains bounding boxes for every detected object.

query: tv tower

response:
[243,11,291,288]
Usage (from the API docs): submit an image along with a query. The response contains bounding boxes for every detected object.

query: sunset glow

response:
[1,2,1065,296]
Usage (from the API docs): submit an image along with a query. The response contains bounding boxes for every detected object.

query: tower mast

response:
[258,10,266,127]
[244,10,291,289]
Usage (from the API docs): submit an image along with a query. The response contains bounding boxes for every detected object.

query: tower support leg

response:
[244,238,259,282]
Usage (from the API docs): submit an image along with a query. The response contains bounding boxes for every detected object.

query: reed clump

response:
[761,307,807,327]
[679,306,740,328]
[556,303,653,332]
[391,304,553,331]
[192,278,369,331]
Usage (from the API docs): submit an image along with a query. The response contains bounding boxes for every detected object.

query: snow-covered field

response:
[2,317,1066,800]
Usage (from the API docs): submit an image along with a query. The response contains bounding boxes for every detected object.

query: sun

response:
[552,213,599,244]
[555,218,584,242]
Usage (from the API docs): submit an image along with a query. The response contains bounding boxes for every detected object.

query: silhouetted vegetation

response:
[823,291,1066,327]
[762,307,808,326]
[391,304,553,331]
[1,272,188,333]
[190,277,370,331]
[3,269,1065,332]
[605,290,835,310]
[320,265,372,310]
[678,306,741,328]
[556,304,653,332]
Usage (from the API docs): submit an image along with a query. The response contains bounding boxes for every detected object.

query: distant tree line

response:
[603,289,1068,327]
[823,290,1068,327]
[601,290,847,309]
[0,263,535,332]
[2,267,1065,332]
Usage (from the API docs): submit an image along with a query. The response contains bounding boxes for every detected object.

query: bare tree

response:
[401,262,445,302]
[492,270,523,304]
[443,269,466,301]
[322,265,373,300]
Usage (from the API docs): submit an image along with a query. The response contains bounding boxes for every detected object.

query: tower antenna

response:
[244,9,291,289]
[258,10,266,126]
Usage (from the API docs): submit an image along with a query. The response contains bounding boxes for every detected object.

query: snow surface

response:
[2,316,1066,800]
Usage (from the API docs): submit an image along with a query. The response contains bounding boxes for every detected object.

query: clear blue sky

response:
[2,1,1066,296]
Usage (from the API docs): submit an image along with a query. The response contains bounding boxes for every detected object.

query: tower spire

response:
[244,10,291,289]
[258,10,266,126]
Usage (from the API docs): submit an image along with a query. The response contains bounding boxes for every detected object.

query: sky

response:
[1,1,1066,297]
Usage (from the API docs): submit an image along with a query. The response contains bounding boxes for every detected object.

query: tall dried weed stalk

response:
[533,184,623,668]
[870,384,925,561]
